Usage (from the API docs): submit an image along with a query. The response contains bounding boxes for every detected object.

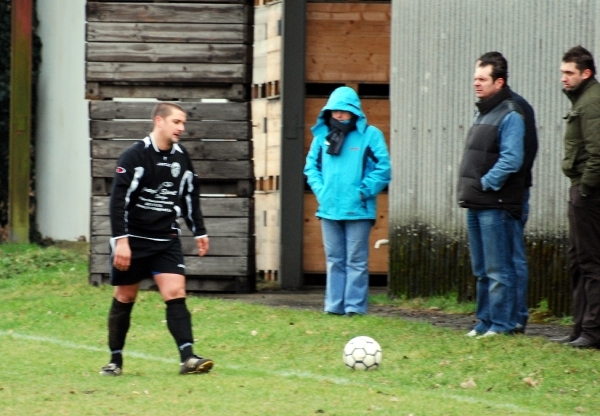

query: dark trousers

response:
[568,185,600,342]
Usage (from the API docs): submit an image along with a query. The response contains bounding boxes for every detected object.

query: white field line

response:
[0,330,565,416]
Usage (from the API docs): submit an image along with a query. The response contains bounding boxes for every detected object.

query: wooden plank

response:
[92,216,250,236]
[86,83,247,101]
[91,195,250,217]
[90,101,249,121]
[91,140,251,161]
[91,235,250,256]
[87,43,249,64]
[86,62,248,83]
[86,22,249,44]
[304,97,390,155]
[90,253,248,275]
[303,192,389,274]
[93,159,252,179]
[90,120,250,140]
[86,3,250,24]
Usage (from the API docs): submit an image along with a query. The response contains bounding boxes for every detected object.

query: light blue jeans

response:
[467,208,518,333]
[321,219,372,315]
[512,190,530,328]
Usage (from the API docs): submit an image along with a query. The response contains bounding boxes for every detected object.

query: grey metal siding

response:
[390,0,600,314]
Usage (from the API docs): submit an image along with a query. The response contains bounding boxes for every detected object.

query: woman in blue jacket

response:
[304,87,391,315]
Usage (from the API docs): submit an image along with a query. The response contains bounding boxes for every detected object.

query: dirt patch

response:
[197,287,569,341]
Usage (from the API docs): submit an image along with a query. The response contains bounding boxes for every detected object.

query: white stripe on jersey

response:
[124,166,145,232]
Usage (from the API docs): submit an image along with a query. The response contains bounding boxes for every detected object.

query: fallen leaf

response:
[250,330,258,336]
[523,377,540,387]
[460,378,477,389]
[575,407,586,413]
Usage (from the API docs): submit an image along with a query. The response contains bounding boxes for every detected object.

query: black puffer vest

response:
[457,93,526,219]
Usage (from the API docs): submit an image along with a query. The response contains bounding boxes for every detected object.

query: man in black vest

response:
[457,53,526,338]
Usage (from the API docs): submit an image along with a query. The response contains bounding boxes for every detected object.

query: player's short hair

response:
[477,51,509,83]
[151,102,185,122]
[562,45,596,76]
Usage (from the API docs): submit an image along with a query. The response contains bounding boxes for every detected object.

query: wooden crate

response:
[303,193,389,274]
[306,3,390,83]
[86,1,254,292]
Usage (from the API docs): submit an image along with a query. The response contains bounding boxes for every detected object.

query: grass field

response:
[1,245,600,415]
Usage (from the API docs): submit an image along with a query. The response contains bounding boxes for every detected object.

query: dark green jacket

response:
[562,77,600,195]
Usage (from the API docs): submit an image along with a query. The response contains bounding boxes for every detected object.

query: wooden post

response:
[9,0,33,243]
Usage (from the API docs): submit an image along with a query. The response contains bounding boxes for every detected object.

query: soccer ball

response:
[343,336,382,370]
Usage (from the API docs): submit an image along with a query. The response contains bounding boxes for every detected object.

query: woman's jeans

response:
[321,219,372,315]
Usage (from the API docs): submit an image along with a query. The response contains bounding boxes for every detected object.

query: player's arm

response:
[113,237,131,271]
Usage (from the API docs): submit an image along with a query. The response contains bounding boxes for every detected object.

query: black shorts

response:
[109,237,185,286]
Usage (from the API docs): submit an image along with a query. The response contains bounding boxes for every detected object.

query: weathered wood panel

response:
[87,43,250,64]
[90,101,249,121]
[91,195,250,217]
[92,216,250,237]
[90,253,248,275]
[91,140,250,161]
[90,120,250,140]
[92,159,252,179]
[86,62,248,83]
[86,83,247,101]
[91,235,250,256]
[87,22,249,44]
[87,3,251,24]
[89,0,248,3]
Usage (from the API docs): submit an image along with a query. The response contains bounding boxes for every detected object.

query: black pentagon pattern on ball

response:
[343,336,382,371]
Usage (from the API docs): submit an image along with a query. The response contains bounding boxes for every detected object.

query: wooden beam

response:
[9,0,33,243]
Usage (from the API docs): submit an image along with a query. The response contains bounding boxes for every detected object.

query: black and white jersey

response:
[109,135,207,240]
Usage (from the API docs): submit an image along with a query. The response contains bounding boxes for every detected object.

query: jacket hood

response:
[311,87,368,136]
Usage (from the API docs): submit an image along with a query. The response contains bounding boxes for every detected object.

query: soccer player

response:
[100,102,213,375]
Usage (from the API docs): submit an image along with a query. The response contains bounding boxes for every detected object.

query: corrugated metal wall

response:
[389,0,600,315]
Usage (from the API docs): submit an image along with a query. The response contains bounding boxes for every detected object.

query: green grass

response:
[1,244,599,415]
[370,292,477,315]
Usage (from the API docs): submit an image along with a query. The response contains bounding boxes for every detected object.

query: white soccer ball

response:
[343,336,382,370]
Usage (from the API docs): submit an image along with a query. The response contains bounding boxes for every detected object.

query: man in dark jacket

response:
[553,46,600,348]
[458,53,526,338]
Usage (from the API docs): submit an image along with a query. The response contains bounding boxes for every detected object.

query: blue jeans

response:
[321,219,372,315]
[512,190,530,328]
[467,209,518,333]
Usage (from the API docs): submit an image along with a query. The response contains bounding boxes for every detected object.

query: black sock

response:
[165,298,194,362]
[108,297,134,368]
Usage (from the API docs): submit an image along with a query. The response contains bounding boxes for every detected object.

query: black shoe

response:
[180,355,214,374]
[515,324,525,334]
[568,337,599,349]
[99,363,122,376]
[550,335,573,344]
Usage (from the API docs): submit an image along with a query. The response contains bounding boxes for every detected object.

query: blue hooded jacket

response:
[304,87,391,220]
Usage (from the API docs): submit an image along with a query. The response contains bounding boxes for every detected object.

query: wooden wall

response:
[86,0,255,292]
